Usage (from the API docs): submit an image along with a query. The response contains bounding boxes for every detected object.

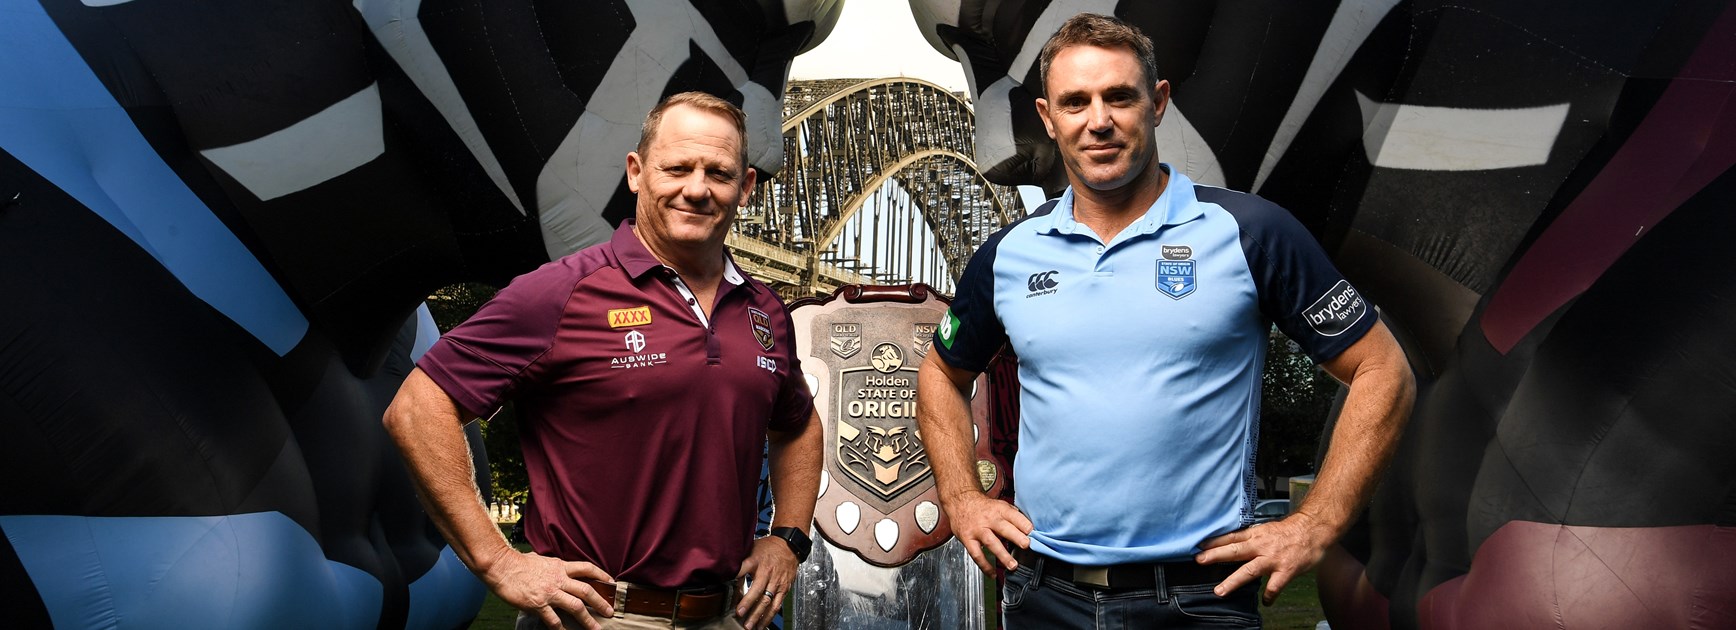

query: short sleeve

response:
[1209,188,1375,362]
[768,300,815,432]
[416,261,578,418]
[934,227,1011,374]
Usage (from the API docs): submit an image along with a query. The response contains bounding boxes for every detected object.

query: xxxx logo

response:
[607,306,652,328]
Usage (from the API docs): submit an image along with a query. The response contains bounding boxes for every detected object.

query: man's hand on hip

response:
[944,491,1033,574]
[736,536,797,630]
[479,548,615,630]
[1194,511,1333,606]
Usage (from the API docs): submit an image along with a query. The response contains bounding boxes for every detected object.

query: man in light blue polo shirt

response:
[915,13,1414,629]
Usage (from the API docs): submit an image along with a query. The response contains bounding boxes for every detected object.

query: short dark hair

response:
[1037,13,1160,97]
[636,92,751,170]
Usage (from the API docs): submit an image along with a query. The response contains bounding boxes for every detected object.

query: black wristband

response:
[768,526,812,563]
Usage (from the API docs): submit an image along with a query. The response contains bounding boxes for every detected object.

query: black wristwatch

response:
[768,527,812,562]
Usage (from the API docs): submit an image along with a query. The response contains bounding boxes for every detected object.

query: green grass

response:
[469,562,1325,629]
[1262,570,1324,630]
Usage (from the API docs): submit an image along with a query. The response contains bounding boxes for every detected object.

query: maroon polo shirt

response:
[418,221,813,588]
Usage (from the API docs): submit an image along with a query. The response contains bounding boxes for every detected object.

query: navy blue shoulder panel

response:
[1194,186,1374,362]
[935,200,1058,373]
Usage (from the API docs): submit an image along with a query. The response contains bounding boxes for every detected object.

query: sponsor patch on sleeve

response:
[937,309,961,349]
[1303,280,1368,337]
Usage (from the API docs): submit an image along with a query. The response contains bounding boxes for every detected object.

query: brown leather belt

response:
[1013,548,1238,590]
[580,579,733,622]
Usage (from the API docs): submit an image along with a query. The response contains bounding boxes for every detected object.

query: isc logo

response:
[757,356,777,372]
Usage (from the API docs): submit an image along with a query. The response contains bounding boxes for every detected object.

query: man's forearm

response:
[766,410,823,529]
[915,356,984,504]
[1299,322,1416,537]
[383,369,515,574]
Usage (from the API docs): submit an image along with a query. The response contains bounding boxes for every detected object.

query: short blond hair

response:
[636,92,750,170]
[1038,13,1160,97]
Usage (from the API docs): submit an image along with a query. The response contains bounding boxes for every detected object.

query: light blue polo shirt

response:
[935,166,1374,565]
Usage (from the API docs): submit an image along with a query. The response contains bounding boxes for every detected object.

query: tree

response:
[425,283,529,509]
[1258,327,1339,497]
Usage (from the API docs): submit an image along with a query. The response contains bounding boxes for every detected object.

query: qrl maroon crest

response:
[748,307,774,351]
[789,284,1006,567]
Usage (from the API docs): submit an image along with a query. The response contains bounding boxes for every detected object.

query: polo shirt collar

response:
[1038,164,1205,237]
[610,220,757,293]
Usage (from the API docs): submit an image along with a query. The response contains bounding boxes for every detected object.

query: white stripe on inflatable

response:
[1156,105,1226,187]
[536,0,778,258]
[1252,0,1402,192]
[355,0,525,214]
[1357,91,1568,171]
[200,84,384,201]
[1009,0,1118,83]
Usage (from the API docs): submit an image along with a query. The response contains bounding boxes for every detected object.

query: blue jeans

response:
[1001,559,1261,629]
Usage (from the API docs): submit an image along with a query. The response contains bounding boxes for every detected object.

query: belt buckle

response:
[1074,565,1111,588]
[612,582,628,619]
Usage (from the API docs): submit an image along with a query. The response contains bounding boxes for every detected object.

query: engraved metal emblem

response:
[830,322,862,359]
[975,459,998,492]
[869,343,904,373]
[835,363,929,514]
[912,322,937,356]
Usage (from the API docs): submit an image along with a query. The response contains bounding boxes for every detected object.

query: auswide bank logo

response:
[610,330,667,369]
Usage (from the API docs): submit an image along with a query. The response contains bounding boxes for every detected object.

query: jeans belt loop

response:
[612,581,628,619]
[1031,555,1045,591]
[1154,563,1170,605]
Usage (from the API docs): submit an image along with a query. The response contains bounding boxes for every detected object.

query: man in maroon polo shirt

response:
[384,92,822,630]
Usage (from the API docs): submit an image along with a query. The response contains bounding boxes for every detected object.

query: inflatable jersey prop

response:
[0,0,839,627]
[912,1,1736,628]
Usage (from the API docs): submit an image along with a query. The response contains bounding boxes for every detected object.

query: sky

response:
[789,2,1048,208]
[789,1,968,91]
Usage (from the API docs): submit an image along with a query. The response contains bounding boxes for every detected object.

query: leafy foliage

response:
[426,284,529,508]
[1258,327,1340,497]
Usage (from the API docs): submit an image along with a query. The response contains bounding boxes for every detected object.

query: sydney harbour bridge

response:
[726,78,1027,298]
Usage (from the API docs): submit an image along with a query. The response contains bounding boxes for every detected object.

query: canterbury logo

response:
[1027,271,1059,292]
[607,306,652,328]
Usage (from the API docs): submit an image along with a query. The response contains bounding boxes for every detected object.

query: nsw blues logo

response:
[1157,259,1197,299]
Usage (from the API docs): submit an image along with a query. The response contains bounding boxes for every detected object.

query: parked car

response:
[1252,499,1290,523]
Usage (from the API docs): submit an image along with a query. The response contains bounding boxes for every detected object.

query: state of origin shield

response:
[788,284,1007,629]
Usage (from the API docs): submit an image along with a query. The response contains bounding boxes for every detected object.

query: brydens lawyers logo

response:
[611,330,667,369]
[1304,280,1368,337]
[1026,270,1059,297]
[608,306,652,328]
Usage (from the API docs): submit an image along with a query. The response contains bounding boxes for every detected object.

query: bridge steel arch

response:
[729,78,1026,297]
